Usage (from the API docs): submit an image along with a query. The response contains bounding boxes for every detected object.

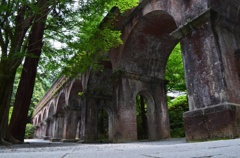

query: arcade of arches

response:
[33,0,240,142]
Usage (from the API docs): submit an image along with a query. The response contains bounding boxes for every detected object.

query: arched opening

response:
[35,115,41,137]
[56,93,66,113]
[135,91,156,141]
[63,79,82,140]
[41,109,47,137]
[54,93,66,140]
[97,108,109,143]
[136,94,148,140]
[36,116,39,125]
[37,113,43,138]
[39,114,42,124]
[120,10,183,140]
[43,109,47,121]
[120,10,178,78]
[46,103,55,138]
[69,79,82,108]
[48,103,55,117]
[165,43,188,138]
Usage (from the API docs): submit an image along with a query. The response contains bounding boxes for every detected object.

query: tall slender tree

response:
[0,1,34,144]
[9,0,50,142]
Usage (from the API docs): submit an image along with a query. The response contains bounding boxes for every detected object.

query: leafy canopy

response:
[42,0,139,76]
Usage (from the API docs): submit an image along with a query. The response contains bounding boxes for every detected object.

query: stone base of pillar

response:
[43,136,51,140]
[61,139,78,143]
[184,104,240,142]
[77,140,85,143]
[50,138,61,142]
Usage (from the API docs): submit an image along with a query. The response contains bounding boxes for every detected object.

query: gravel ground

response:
[0,138,240,158]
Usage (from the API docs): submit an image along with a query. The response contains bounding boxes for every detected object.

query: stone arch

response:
[135,90,157,140]
[48,102,55,118]
[40,108,48,138]
[34,115,41,138]
[82,63,114,143]
[62,79,82,140]
[52,92,66,140]
[35,118,37,125]
[34,116,37,125]
[110,10,178,142]
[111,0,198,68]
[56,92,66,113]
[68,79,82,108]
[119,10,178,78]
[36,115,40,125]
[42,108,47,121]
[97,106,113,142]
[46,102,55,138]
[39,113,42,124]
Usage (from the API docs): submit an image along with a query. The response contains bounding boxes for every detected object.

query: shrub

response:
[168,95,189,138]
[25,123,36,139]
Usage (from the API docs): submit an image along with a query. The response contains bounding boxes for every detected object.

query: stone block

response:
[43,136,51,140]
[184,104,240,141]
[50,138,61,142]
[62,139,78,143]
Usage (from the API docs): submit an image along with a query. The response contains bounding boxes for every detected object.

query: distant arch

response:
[42,109,47,121]
[39,113,42,124]
[56,92,66,113]
[48,103,55,118]
[36,115,40,125]
[68,79,82,108]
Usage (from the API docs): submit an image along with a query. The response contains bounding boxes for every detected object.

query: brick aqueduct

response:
[33,0,240,142]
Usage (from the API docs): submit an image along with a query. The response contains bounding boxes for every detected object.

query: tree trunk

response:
[0,62,18,144]
[9,0,50,142]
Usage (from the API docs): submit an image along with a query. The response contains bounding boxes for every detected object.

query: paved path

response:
[0,138,240,158]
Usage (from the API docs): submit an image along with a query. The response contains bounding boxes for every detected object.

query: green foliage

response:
[168,95,188,138]
[166,43,186,92]
[24,124,36,139]
[78,92,84,97]
[62,0,138,76]
[166,43,187,138]
[40,0,82,79]
[37,0,138,79]
[107,0,139,13]
[168,95,187,107]
[136,95,148,140]
[97,108,109,142]
[30,77,48,117]
[63,27,123,75]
